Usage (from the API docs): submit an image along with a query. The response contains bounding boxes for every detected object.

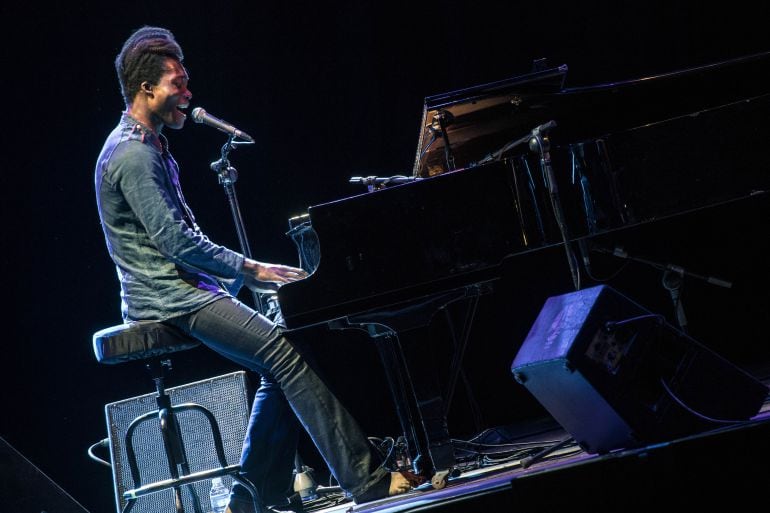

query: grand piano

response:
[276,50,770,485]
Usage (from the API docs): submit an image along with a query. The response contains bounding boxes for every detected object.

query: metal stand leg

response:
[119,359,261,512]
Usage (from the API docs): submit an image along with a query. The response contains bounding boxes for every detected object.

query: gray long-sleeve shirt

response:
[95,113,244,321]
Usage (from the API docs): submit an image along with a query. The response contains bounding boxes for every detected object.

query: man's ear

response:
[140,82,154,95]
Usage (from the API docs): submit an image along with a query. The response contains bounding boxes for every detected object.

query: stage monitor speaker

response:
[105,371,252,513]
[0,435,90,512]
[511,285,768,454]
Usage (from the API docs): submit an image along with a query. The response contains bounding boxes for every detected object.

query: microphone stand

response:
[592,246,733,333]
[210,135,266,315]
[529,121,581,291]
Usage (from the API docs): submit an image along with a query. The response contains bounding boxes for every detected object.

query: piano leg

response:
[363,324,454,488]
[370,331,428,474]
[413,394,454,490]
[339,284,493,489]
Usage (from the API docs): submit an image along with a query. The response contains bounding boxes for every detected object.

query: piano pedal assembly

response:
[430,469,451,490]
[376,435,453,490]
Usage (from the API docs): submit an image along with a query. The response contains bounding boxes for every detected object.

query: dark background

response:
[2,1,769,511]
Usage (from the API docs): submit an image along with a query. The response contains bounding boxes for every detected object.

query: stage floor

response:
[299,393,770,513]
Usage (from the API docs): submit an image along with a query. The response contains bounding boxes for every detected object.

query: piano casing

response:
[276,50,770,481]
[280,51,770,329]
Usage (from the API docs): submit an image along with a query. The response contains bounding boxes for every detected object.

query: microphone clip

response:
[211,159,238,185]
[429,110,455,134]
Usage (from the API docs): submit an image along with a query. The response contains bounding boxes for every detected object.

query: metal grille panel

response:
[105,371,251,513]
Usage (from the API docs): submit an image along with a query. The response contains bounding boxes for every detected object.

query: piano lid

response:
[412,50,770,178]
[411,63,568,178]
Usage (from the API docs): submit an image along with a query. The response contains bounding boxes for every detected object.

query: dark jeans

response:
[165,296,387,505]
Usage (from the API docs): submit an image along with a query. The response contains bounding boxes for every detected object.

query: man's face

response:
[147,58,191,130]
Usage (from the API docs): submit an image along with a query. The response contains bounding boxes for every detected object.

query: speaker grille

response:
[105,371,251,513]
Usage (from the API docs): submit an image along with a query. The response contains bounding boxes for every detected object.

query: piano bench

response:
[92,322,259,513]
[92,321,201,365]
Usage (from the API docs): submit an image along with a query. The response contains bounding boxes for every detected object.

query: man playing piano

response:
[94,25,419,512]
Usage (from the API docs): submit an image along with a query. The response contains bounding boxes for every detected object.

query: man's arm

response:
[114,143,245,280]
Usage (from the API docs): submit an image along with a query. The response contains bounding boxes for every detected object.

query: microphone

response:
[531,120,557,137]
[429,110,455,133]
[190,107,254,142]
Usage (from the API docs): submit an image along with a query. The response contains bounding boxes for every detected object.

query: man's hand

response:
[242,258,309,293]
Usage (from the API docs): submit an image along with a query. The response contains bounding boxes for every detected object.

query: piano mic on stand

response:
[277,51,770,487]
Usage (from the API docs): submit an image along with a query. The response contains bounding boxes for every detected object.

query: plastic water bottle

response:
[293,465,318,502]
[209,477,229,513]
